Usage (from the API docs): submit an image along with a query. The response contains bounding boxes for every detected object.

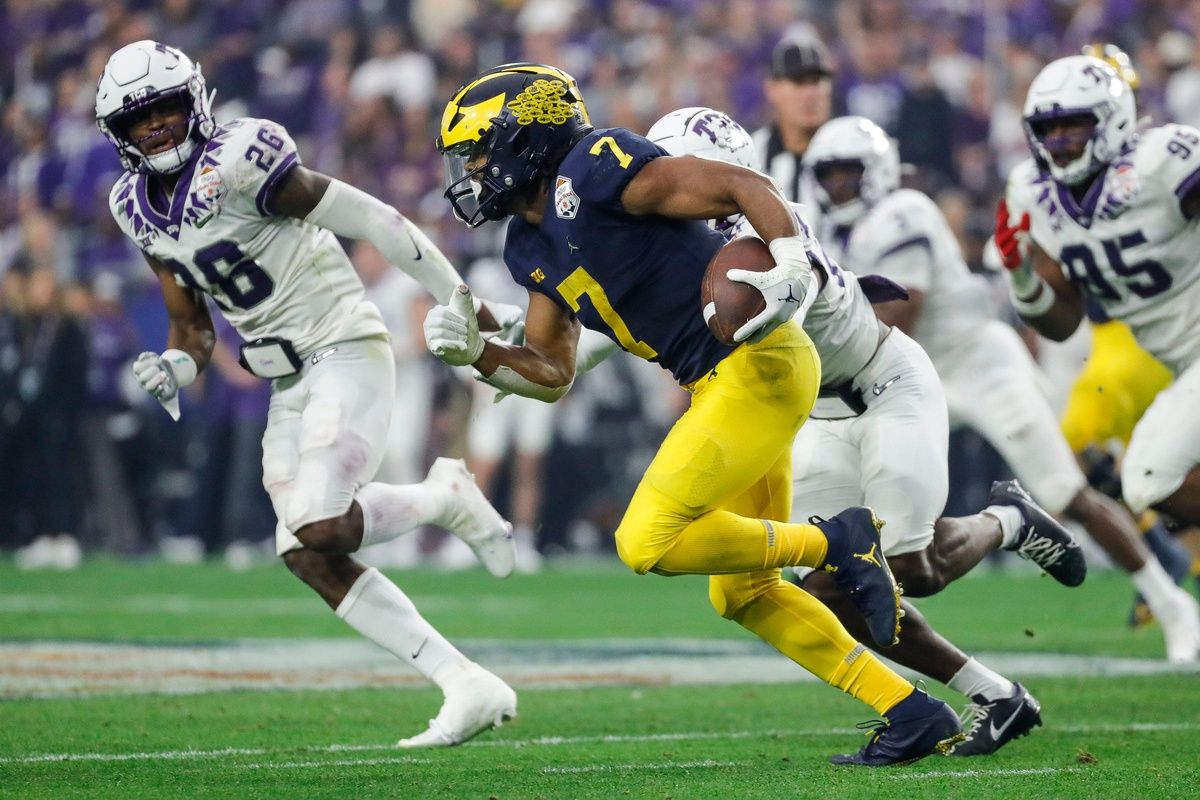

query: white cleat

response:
[397,665,517,748]
[1159,588,1200,665]
[426,457,515,578]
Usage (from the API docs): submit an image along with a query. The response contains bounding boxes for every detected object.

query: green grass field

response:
[2,559,1198,799]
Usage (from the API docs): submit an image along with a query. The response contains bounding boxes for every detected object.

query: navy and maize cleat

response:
[950,682,1042,757]
[990,480,1087,588]
[812,507,903,647]
[830,687,964,767]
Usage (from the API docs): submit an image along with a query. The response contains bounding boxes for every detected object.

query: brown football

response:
[701,237,774,344]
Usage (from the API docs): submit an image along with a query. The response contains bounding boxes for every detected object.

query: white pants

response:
[1123,358,1200,513]
[261,337,396,555]
[791,329,949,556]
[937,320,1085,515]
[467,379,556,461]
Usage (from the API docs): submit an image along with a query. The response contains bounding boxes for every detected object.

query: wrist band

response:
[1010,279,1055,318]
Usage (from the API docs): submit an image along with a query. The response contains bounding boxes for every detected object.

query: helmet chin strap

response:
[1045,139,1098,186]
[142,138,198,174]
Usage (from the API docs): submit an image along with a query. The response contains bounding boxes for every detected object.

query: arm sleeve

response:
[304,178,463,304]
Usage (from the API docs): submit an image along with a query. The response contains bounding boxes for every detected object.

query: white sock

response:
[335,567,469,688]
[946,657,1016,702]
[1132,559,1182,615]
[983,505,1024,549]
[356,481,450,549]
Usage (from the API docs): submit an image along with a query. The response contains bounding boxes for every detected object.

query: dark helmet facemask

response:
[437,63,592,227]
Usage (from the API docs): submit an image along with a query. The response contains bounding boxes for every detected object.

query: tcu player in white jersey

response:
[647,108,1082,756]
[806,112,1200,665]
[1001,55,1200,528]
[97,41,519,747]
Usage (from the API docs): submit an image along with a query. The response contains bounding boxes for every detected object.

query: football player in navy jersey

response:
[424,63,963,765]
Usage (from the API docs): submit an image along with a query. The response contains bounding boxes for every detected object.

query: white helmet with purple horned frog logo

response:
[95,40,216,175]
[648,107,758,229]
[647,107,759,169]
[1022,55,1136,186]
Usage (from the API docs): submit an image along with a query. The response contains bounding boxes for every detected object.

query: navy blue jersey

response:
[504,128,734,384]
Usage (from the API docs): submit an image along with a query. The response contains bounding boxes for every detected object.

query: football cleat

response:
[950,682,1043,757]
[812,507,903,647]
[991,480,1087,587]
[830,688,964,766]
[426,457,515,578]
[397,664,517,748]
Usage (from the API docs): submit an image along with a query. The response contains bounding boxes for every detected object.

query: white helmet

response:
[95,41,215,175]
[646,107,758,169]
[1022,55,1136,186]
[804,115,899,226]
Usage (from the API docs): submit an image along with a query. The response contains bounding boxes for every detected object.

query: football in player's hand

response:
[701,236,773,344]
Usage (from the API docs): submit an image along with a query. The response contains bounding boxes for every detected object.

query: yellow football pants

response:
[614,322,912,713]
[1061,320,1173,452]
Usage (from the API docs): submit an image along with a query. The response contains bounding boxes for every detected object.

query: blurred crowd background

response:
[4,0,1200,570]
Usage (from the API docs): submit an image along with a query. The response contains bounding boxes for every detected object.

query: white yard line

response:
[236,756,431,770]
[2,721,1195,767]
[542,760,739,774]
[3,639,1194,699]
[887,767,1082,779]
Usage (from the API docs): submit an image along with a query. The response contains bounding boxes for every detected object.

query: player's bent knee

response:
[707,575,771,621]
[281,548,327,582]
[707,578,740,620]
[892,551,943,597]
[293,517,347,552]
[613,524,653,574]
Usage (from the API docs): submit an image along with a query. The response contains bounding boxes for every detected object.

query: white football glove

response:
[132,349,197,421]
[726,235,819,343]
[424,284,485,366]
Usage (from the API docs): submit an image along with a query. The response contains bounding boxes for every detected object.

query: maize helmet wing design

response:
[437,62,592,226]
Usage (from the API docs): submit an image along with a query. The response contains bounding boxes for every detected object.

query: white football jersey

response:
[109,117,386,354]
[1007,124,1200,374]
[732,204,885,385]
[825,188,994,365]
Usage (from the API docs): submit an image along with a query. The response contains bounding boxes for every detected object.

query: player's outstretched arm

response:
[268,165,519,330]
[994,199,1083,340]
[425,288,579,403]
[622,155,817,342]
[132,255,215,419]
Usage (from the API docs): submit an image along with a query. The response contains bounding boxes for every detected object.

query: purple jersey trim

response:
[1054,171,1106,229]
[255,152,299,217]
[1174,164,1200,219]
[877,235,931,261]
[858,274,910,304]
[132,148,203,238]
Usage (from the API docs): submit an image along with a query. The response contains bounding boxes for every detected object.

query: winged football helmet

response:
[437,62,592,227]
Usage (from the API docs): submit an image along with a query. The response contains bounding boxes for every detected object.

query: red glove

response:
[994,198,1031,271]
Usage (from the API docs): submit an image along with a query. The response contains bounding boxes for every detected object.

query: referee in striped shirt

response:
[752,35,835,203]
